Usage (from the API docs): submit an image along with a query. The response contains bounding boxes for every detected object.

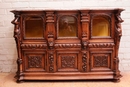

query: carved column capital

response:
[46,11,54,22]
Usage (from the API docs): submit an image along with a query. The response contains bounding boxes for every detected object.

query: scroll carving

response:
[55,44,81,48]
[88,43,115,48]
[28,56,42,68]
[94,55,108,67]
[61,55,76,68]
[82,52,87,71]
[21,44,47,49]
[48,52,54,72]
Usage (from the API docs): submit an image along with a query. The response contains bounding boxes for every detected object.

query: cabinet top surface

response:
[11,8,124,13]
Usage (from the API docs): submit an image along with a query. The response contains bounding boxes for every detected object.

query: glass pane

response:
[92,16,110,37]
[59,16,77,37]
[25,17,43,38]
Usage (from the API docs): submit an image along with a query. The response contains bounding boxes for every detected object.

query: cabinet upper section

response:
[11,9,124,41]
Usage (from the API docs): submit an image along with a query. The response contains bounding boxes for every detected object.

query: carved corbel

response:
[48,32,54,49]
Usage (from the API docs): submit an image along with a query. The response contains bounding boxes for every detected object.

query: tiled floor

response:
[0,72,130,87]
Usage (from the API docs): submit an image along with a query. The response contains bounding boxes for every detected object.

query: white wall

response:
[0,0,130,72]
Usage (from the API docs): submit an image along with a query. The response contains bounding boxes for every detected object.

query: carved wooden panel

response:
[57,51,79,72]
[28,55,42,68]
[90,51,112,71]
[24,52,46,71]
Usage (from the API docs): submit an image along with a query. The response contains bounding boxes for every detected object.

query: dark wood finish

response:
[11,9,124,82]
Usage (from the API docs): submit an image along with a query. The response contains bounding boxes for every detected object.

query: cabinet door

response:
[23,51,46,72]
[22,15,45,39]
[90,51,113,71]
[56,51,80,72]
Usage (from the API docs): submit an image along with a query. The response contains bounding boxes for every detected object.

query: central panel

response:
[57,51,80,72]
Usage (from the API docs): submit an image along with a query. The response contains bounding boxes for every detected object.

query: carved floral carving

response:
[61,55,76,68]
[94,55,108,67]
[28,56,42,68]
[88,43,115,48]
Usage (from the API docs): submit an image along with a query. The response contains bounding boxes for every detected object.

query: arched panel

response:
[58,16,78,38]
[92,16,110,37]
[24,16,44,38]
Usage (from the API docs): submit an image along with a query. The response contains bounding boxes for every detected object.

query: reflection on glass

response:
[92,16,110,37]
[59,16,77,37]
[25,17,43,38]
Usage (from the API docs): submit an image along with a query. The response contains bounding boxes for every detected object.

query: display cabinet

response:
[11,9,124,82]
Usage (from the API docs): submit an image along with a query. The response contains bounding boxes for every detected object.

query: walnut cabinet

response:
[11,9,124,82]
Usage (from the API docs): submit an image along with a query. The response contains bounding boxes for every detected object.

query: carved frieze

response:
[88,43,115,48]
[21,44,47,49]
[55,44,81,48]
[93,55,108,67]
[28,56,42,68]
[61,55,76,68]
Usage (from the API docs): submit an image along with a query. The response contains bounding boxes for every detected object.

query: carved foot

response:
[113,79,120,83]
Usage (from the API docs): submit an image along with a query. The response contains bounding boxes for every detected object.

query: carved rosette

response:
[28,56,42,68]
[94,55,108,67]
[55,44,81,48]
[21,44,47,49]
[48,52,54,72]
[61,55,76,68]
[82,52,87,71]
[88,43,115,48]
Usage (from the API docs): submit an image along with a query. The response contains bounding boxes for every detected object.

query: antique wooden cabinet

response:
[11,9,124,82]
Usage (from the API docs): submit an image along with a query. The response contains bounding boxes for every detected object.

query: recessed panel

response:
[57,52,79,72]
[90,52,112,71]
[24,52,46,71]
